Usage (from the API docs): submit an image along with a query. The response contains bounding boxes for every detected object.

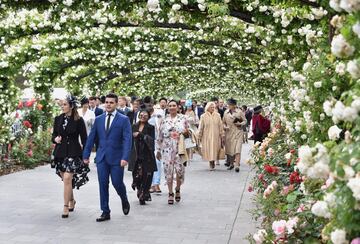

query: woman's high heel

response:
[168,193,174,205]
[69,199,76,212]
[62,205,69,218]
[175,188,181,202]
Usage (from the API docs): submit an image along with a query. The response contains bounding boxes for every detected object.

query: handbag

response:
[217,147,226,160]
[184,137,196,149]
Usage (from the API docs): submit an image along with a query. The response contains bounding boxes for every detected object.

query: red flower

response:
[15,112,20,119]
[264,164,279,174]
[23,120,32,128]
[287,159,292,167]
[27,150,33,157]
[248,185,253,192]
[290,171,302,184]
[290,149,296,154]
[25,98,36,107]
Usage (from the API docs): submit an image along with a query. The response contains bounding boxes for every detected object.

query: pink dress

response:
[157,114,189,185]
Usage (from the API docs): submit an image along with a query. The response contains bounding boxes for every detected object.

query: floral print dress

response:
[157,114,189,185]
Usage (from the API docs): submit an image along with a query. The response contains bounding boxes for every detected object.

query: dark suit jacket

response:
[196,106,204,120]
[52,114,87,158]
[94,107,104,117]
[83,112,132,164]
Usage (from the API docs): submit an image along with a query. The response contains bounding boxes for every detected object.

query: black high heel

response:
[62,205,69,218]
[168,193,174,205]
[175,188,181,202]
[69,199,76,212]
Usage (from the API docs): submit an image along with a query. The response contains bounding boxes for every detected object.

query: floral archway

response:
[0,0,359,242]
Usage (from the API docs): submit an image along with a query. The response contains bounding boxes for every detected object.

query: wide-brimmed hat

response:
[253,105,263,114]
[227,98,237,105]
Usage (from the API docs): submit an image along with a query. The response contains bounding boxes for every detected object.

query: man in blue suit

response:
[83,93,132,222]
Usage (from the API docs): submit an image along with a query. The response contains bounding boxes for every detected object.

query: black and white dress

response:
[52,114,90,189]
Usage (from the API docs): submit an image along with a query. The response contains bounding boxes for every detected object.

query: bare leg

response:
[234,153,241,172]
[63,172,73,214]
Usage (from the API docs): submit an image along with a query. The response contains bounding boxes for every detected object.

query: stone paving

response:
[0,143,258,244]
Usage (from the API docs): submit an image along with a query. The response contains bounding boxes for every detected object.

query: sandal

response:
[168,193,174,205]
[175,188,181,202]
[62,205,69,218]
[69,199,76,212]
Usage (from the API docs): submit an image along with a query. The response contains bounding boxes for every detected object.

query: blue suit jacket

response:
[83,112,132,164]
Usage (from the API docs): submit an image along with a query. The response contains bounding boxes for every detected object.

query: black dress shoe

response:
[224,162,230,167]
[235,167,240,173]
[96,213,110,222]
[139,199,146,205]
[122,201,130,215]
[227,165,234,170]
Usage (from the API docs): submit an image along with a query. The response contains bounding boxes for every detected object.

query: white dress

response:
[78,109,95,135]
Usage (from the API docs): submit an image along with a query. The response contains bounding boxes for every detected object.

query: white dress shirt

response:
[105,110,117,130]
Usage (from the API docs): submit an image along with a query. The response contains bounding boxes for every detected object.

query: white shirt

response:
[77,108,96,135]
[105,111,117,130]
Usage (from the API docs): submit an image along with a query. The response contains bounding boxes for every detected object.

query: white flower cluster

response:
[253,229,267,244]
[331,34,355,58]
[323,99,360,123]
[330,0,360,13]
[297,144,330,179]
[331,229,348,244]
[347,174,360,201]
[311,200,331,218]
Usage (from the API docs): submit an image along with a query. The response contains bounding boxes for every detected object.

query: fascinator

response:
[66,94,80,109]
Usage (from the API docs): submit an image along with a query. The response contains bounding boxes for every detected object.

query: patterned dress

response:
[157,114,189,185]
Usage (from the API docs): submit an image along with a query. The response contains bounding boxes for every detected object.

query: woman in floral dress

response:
[156,100,189,204]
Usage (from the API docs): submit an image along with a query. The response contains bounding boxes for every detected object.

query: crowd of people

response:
[51,93,271,220]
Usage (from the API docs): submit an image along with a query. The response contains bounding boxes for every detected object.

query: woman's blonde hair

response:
[205,101,216,113]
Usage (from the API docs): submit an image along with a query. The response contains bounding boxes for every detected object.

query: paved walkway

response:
[0,143,257,244]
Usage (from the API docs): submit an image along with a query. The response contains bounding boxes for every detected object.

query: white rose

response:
[198,3,206,11]
[351,98,360,112]
[253,229,267,244]
[307,163,330,179]
[324,193,336,208]
[343,165,355,179]
[353,21,360,38]
[343,106,358,122]
[346,60,360,79]
[63,0,73,6]
[347,175,360,200]
[328,125,342,140]
[332,101,346,123]
[311,201,331,218]
[172,4,181,11]
[330,229,348,244]
[323,100,334,116]
[181,0,188,5]
[329,0,342,12]
[331,34,355,57]
[340,0,360,13]
[147,0,160,12]
[335,62,346,75]
[197,0,205,3]
[314,81,322,88]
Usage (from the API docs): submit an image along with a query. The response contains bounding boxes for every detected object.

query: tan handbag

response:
[217,147,226,160]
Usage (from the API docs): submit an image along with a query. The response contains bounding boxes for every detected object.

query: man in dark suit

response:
[83,93,132,222]
[89,96,104,117]
[193,99,204,121]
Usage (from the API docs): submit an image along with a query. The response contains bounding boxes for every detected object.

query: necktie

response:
[106,113,112,132]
